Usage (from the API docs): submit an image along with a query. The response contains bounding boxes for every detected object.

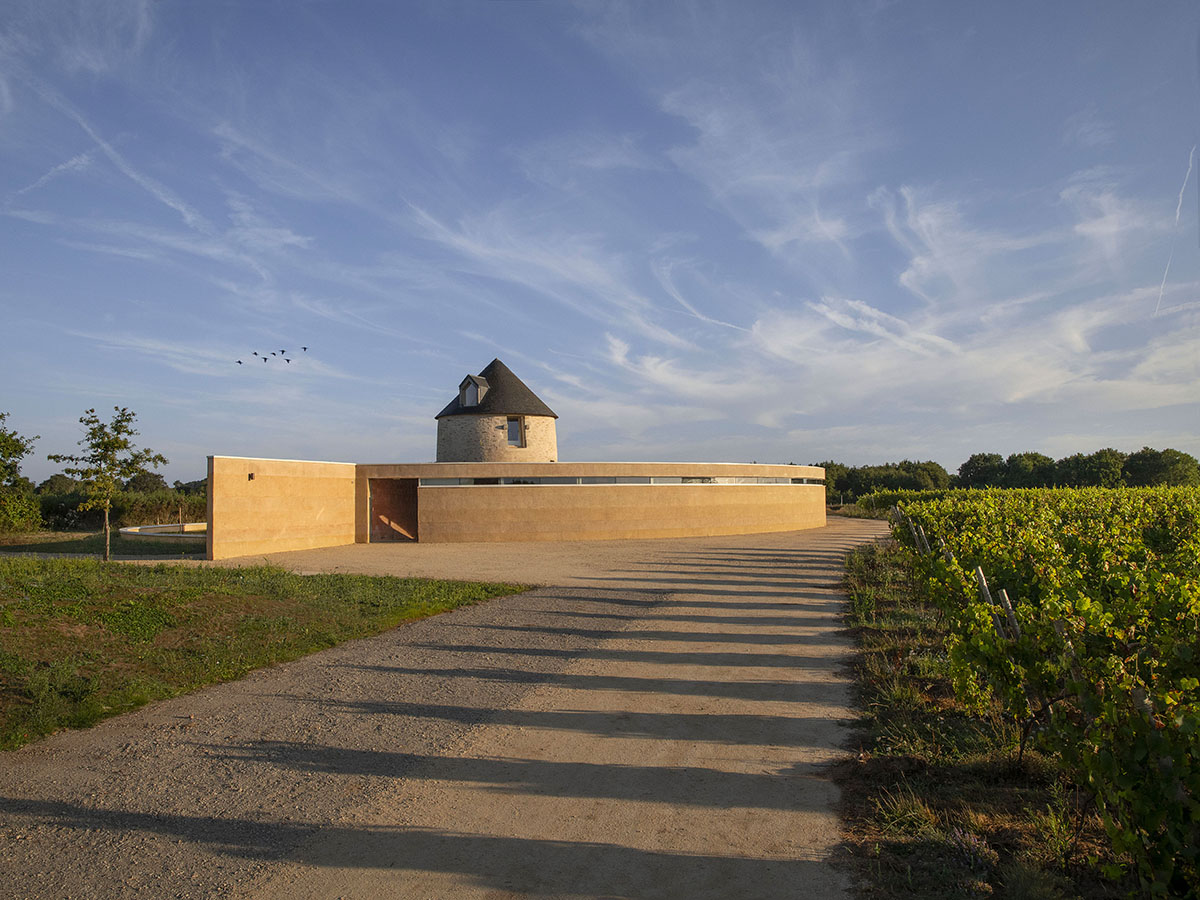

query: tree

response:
[124,471,169,493]
[36,473,80,495]
[1004,451,1055,488]
[902,459,952,490]
[1157,448,1200,485]
[812,460,849,502]
[837,460,951,499]
[1081,448,1127,487]
[1123,446,1200,486]
[0,412,41,533]
[957,453,1005,489]
[1053,453,1087,487]
[172,478,207,496]
[48,407,167,561]
[0,411,39,490]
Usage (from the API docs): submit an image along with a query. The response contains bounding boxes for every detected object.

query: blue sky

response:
[3,1,1199,484]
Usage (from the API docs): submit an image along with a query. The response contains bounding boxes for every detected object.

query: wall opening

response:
[369,478,419,541]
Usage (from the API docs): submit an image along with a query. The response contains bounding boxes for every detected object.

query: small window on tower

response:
[464,382,479,406]
[507,416,524,447]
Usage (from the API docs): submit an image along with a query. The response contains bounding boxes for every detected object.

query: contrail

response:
[1155,143,1196,316]
[1155,247,1175,317]
[1176,145,1195,224]
[11,151,96,199]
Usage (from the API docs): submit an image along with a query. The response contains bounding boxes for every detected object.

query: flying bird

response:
[280,349,286,355]
[301,346,308,352]
[270,351,277,356]
[262,357,267,363]
[284,358,291,364]
[236,360,243,365]
[252,351,258,356]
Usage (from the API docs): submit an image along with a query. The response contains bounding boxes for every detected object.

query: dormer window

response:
[458,375,489,407]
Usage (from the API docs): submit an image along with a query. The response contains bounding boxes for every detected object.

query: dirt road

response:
[0,518,887,899]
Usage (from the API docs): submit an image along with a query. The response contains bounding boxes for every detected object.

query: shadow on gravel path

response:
[0,518,889,900]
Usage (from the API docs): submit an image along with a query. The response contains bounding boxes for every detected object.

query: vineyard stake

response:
[975,567,1007,639]
[996,588,1021,638]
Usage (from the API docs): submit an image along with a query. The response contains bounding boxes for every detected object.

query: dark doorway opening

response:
[369,478,418,541]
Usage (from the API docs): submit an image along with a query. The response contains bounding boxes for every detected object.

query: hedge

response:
[38,491,207,531]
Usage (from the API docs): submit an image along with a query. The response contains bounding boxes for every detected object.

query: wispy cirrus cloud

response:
[34,85,212,232]
[807,297,958,357]
[577,4,875,266]
[1059,167,1162,266]
[651,259,748,332]
[1062,104,1115,149]
[869,185,1056,312]
[407,202,693,349]
[516,132,662,188]
[0,0,155,79]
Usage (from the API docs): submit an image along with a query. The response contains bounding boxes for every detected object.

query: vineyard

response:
[886,487,1199,896]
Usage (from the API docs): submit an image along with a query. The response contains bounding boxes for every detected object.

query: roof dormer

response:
[459,374,489,408]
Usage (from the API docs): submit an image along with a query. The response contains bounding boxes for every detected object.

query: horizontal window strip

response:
[417,476,824,487]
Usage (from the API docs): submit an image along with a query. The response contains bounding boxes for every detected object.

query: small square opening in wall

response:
[506,416,524,447]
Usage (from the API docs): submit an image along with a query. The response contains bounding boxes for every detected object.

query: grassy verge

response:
[0,557,523,750]
[837,541,1135,899]
[0,531,203,557]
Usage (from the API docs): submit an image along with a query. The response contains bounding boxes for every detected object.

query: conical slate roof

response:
[435,358,558,419]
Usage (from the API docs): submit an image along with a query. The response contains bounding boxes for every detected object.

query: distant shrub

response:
[858,489,953,511]
[112,490,206,528]
[0,488,42,533]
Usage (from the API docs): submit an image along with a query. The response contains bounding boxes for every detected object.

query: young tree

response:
[48,407,167,561]
[0,411,39,489]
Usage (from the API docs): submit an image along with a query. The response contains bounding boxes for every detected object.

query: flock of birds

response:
[236,346,308,365]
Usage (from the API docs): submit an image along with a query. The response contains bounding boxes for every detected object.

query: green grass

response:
[0,530,203,557]
[0,556,524,749]
[836,541,1135,899]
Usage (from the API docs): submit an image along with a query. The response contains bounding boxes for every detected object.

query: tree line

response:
[816,447,1200,503]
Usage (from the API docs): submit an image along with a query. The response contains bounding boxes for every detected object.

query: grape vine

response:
[891,487,1199,897]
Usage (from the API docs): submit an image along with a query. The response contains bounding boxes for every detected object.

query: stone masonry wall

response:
[436,414,557,462]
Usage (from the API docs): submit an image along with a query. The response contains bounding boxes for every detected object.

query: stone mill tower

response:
[434,359,558,462]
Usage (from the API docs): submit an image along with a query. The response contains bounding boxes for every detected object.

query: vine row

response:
[891,487,1198,897]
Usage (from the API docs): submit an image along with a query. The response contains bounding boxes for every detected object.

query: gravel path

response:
[0,518,887,899]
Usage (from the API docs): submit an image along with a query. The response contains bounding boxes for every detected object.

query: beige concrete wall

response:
[355,462,825,543]
[208,456,357,560]
[436,415,557,463]
[415,483,825,543]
